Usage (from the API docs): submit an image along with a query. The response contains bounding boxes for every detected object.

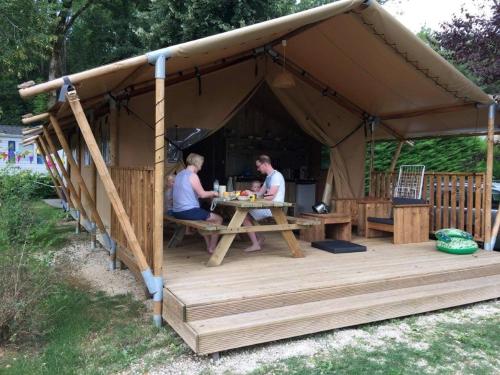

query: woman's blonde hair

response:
[186,153,204,169]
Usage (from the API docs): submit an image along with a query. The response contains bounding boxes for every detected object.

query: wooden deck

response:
[162,234,500,355]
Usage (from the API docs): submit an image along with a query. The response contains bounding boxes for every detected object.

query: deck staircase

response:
[163,263,500,354]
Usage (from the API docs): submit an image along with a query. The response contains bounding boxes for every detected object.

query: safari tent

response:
[19,0,499,355]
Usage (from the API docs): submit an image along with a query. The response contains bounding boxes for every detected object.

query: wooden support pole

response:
[22,125,43,135]
[65,90,150,272]
[19,55,148,99]
[109,98,119,167]
[491,199,500,250]
[35,138,64,202]
[484,104,496,250]
[41,126,89,222]
[321,150,334,204]
[370,121,375,174]
[153,63,166,324]
[49,114,107,236]
[77,131,82,233]
[38,135,70,206]
[22,112,49,124]
[90,155,97,249]
[389,141,404,173]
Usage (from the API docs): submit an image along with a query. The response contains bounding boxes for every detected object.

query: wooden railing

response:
[370,171,486,241]
[110,167,154,267]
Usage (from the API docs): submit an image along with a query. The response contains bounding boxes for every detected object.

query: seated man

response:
[243,155,285,252]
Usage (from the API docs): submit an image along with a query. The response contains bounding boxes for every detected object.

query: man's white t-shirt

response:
[264,170,285,202]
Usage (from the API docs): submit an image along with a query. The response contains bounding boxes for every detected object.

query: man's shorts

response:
[249,208,272,221]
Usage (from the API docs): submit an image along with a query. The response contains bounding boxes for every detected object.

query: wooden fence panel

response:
[370,171,485,241]
[110,167,154,267]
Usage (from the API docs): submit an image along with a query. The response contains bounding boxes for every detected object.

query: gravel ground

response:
[54,237,147,302]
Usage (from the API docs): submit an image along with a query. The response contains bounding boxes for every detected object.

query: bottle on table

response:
[213,179,219,193]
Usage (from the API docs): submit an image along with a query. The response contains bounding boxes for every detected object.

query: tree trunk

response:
[47,0,95,106]
[48,37,65,106]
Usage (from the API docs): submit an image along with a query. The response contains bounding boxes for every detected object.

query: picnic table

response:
[165,199,319,266]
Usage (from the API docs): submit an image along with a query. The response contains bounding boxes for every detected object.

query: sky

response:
[383,0,493,33]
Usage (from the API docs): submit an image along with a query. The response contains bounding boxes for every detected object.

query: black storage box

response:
[311,239,367,254]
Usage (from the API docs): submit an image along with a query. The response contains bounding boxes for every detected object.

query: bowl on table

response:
[237,196,250,201]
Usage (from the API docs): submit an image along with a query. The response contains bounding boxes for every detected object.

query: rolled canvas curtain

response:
[125,58,265,168]
[265,63,365,199]
[165,57,265,131]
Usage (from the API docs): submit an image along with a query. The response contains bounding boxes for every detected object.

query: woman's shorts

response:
[173,208,210,221]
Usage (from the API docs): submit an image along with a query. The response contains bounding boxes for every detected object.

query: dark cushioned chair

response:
[365,197,430,244]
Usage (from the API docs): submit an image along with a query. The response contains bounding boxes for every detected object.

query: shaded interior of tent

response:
[20,0,499,355]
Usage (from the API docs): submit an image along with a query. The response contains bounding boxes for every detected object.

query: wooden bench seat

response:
[164,215,226,232]
[164,215,319,248]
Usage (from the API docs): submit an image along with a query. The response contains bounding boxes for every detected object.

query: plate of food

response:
[237,196,250,201]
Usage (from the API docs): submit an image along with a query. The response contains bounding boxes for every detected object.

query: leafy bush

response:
[0,248,56,344]
[0,167,57,201]
[0,167,67,343]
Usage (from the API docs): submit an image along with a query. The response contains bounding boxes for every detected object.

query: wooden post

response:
[90,158,97,248]
[109,98,119,167]
[49,115,107,237]
[484,104,496,250]
[152,55,166,326]
[65,90,150,274]
[77,131,83,232]
[35,138,64,202]
[321,149,334,203]
[38,135,70,205]
[41,127,89,222]
[369,120,375,175]
[389,141,404,173]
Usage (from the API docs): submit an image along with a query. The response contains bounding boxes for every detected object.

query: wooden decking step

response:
[173,274,500,354]
[173,263,500,322]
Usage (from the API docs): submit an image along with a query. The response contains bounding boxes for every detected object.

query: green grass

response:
[1,284,185,374]
[28,200,74,251]
[250,308,500,375]
[0,200,186,374]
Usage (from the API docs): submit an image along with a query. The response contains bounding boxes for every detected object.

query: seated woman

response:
[172,153,222,253]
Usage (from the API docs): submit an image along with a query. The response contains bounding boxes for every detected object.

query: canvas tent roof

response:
[20,0,496,141]
[22,0,499,199]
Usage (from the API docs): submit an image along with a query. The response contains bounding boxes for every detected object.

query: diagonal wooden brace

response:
[38,135,70,206]
[49,115,107,237]
[41,128,89,222]
[65,89,150,273]
[35,138,65,202]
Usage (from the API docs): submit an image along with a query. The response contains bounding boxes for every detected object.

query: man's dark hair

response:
[257,155,272,165]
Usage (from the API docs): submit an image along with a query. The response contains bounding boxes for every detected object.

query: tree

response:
[0,0,54,123]
[434,0,499,93]
[67,0,149,73]
[140,0,296,50]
